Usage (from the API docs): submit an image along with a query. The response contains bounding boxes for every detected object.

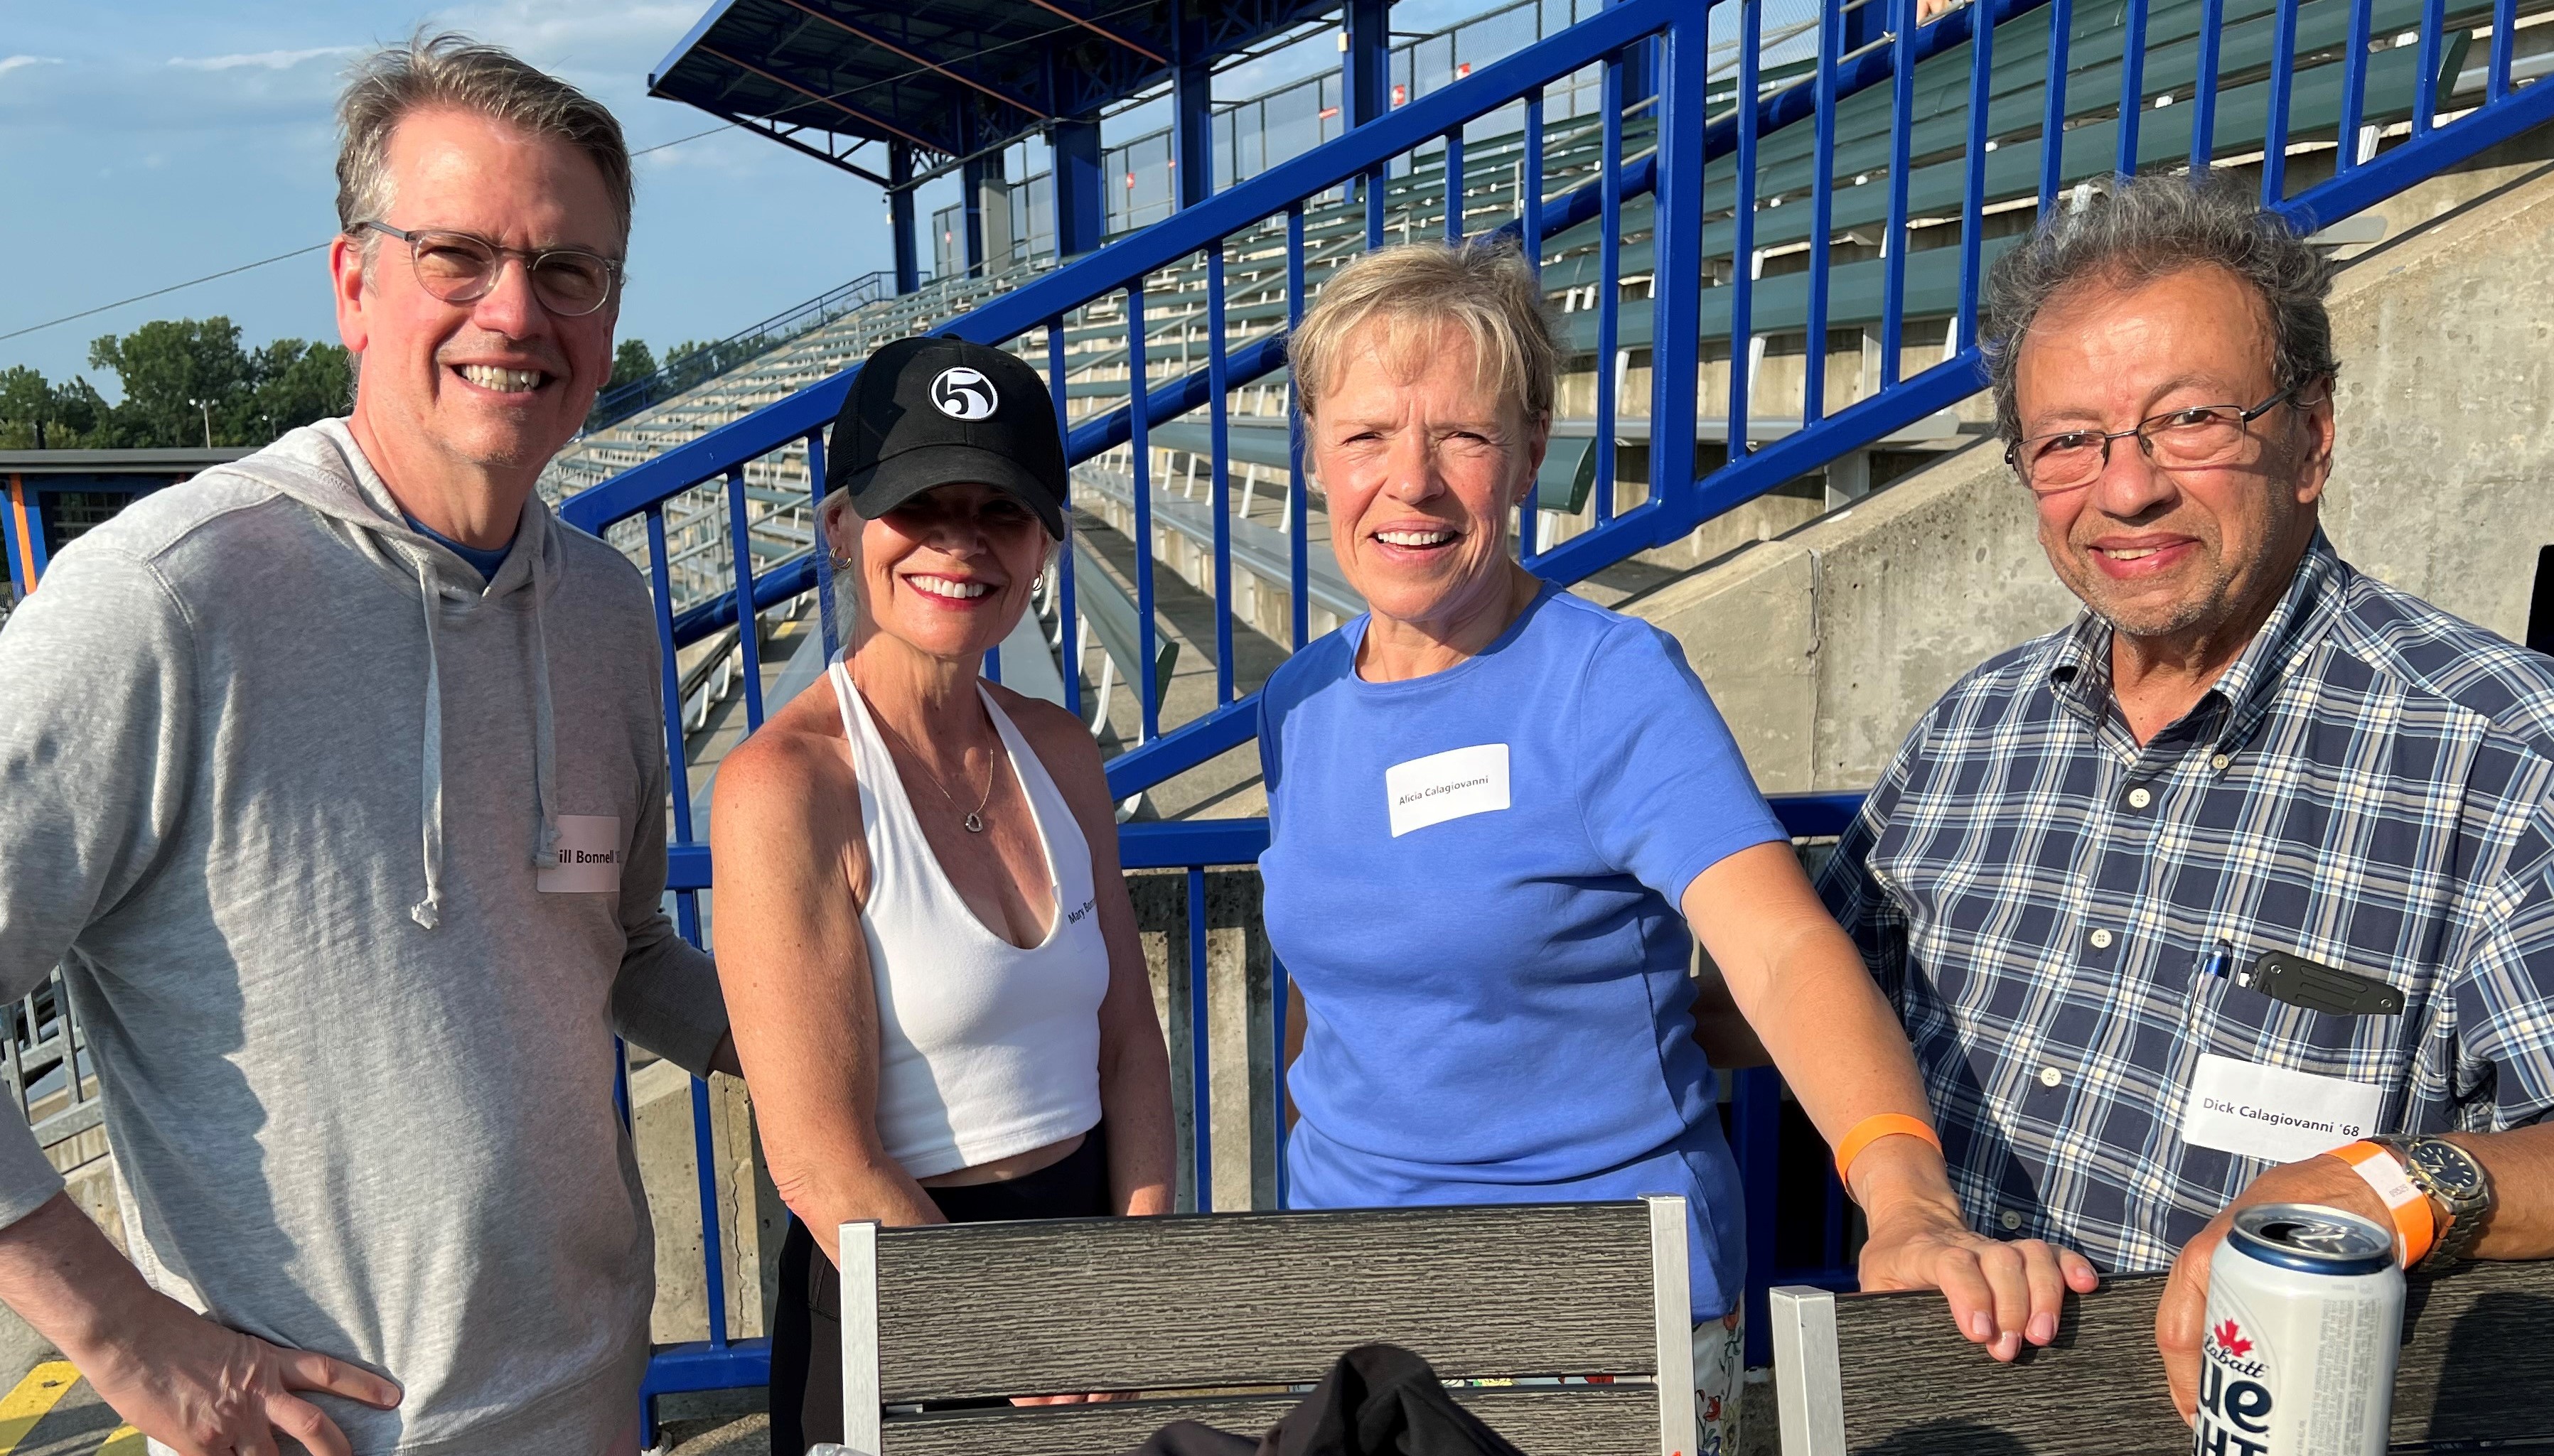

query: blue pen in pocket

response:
[2197,937,2234,980]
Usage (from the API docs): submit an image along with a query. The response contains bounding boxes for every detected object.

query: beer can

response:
[2194,1203,2404,1456]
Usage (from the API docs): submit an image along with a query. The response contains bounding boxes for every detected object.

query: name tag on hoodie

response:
[538,815,625,893]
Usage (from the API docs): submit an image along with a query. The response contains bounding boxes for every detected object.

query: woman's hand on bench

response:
[1855,1177,2101,1363]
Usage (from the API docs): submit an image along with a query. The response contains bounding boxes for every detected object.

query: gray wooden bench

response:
[815,1197,1698,1456]
[1769,1261,2554,1453]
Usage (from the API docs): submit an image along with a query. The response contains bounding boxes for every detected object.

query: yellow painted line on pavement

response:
[101,1425,145,1455]
[0,1360,80,1455]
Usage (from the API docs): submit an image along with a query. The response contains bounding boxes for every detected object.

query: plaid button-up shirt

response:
[1815,534,2554,1274]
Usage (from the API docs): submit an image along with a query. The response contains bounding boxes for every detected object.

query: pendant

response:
[964,813,984,834]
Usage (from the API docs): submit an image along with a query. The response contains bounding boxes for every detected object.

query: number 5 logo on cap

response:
[930,366,1000,420]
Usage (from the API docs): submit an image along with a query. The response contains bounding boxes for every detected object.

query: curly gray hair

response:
[1981,171,2336,441]
[336,31,633,257]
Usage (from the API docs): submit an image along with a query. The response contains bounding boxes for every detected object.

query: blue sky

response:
[0,0,1673,397]
[0,1,937,395]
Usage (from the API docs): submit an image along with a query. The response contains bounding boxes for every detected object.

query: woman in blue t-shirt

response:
[1257,243,2097,1441]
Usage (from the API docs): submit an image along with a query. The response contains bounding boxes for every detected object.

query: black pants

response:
[768,1126,1112,1456]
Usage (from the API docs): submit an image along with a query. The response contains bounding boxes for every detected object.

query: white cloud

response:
[0,55,63,77]
[167,46,357,72]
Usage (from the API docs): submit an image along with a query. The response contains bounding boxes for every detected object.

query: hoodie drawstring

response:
[527,523,562,873]
[410,556,449,930]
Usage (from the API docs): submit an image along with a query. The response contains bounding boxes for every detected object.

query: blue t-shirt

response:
[1257,583,1786,1317]
[403,511,515,583]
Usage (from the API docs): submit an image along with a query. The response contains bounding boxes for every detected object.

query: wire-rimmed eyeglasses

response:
[2006,388,2308,493]
[356,222,622,318]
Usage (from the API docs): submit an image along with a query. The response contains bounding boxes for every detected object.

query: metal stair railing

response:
[561,0,2554,1431]
[544,107,1658,620]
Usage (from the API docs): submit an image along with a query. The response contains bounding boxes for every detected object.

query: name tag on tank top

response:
[2180,1052,2385,1163]
[1385,744,1511,838]
[538,815,626,893]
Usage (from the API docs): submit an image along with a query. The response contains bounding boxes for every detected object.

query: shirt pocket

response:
[2200,942,2417,1090]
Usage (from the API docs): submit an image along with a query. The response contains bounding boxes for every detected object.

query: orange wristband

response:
[1834,1113,1944,1185]
[2331,1140,2436,1267]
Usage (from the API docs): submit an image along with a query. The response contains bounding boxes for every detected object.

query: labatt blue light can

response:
[2194,1204,2403,1456]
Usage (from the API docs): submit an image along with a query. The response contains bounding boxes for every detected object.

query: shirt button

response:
[2211,753,2231,770]
[2090,927,2115,949]
[2039,1067,2064,1088]
[2000,1210,2024,1231]
[2126,786,2152,809]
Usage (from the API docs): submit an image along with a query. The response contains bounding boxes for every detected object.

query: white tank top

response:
[831,661,1110,1178]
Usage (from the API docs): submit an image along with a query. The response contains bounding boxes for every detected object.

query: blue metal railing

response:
[559,0,2554,1430]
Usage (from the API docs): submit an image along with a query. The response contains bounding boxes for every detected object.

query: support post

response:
[888,144,920,293]
[1342,0,1388,129]
[1173,55,1215,209]
[963,150,1010,276]
[1342,0,1389,220]
[1051,116,1106,258]
[1770,1285,1847,1456]
[1824,451,1872,511]
[1611,0,1658,108]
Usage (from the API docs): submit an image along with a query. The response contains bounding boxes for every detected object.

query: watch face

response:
[2412,1140,2486,1197]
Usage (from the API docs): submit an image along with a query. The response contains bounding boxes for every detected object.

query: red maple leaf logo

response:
[2213,1319,2252,1358]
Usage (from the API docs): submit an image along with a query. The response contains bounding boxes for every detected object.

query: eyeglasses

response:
[356,222,622,318]
[2007,387,2306,492]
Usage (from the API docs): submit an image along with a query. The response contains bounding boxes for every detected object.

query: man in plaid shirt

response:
[1815,172,2554,1418]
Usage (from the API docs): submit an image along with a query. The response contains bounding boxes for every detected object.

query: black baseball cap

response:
[823,335,1068,539]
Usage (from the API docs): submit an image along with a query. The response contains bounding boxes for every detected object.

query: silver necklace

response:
[866,696,996,833]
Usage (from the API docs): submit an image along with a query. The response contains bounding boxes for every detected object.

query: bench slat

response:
[872,1204,1658,1403]
[881,1383,1663,1456]
[1797,1261,2554,1452]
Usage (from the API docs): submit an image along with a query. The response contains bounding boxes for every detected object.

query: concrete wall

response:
[2319,158,2554,637]
[631,1062,785,1347]
[1623,141,2554,792]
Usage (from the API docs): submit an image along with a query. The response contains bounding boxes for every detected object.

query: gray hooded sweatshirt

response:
[0,419,726,1455]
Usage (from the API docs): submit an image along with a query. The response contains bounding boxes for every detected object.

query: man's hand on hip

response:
[0,1194,399,1456]
[77,1289,402,1456]
[2156,1154,2393,1425]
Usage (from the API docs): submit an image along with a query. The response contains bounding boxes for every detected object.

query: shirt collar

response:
[2044,530,2345,747]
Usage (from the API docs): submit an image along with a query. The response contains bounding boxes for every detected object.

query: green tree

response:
[608,338,657,390]
[0,367,103,449]
[16,317,358,448]
[243,339,353,443]
[86,317,257,447]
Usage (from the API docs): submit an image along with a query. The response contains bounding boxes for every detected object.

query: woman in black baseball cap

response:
[709,336,1173,1450]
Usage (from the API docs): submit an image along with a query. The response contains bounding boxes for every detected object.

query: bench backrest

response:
[1769,1260,2554,1453]
[831,1197,1697,1456]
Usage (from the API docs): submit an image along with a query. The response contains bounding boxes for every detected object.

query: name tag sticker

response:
[1385,744,1511,838]
[2181,1052,2385,1163]
[537,814,626,894]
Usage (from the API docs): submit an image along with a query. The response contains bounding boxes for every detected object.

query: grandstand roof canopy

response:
[650,0,1340,186]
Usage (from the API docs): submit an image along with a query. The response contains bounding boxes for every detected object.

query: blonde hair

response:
[1289,241,1560,426]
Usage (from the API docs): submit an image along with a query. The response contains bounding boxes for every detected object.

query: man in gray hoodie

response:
[0,36,730,1456]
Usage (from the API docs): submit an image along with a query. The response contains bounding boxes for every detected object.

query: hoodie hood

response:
[215,418,567,930]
